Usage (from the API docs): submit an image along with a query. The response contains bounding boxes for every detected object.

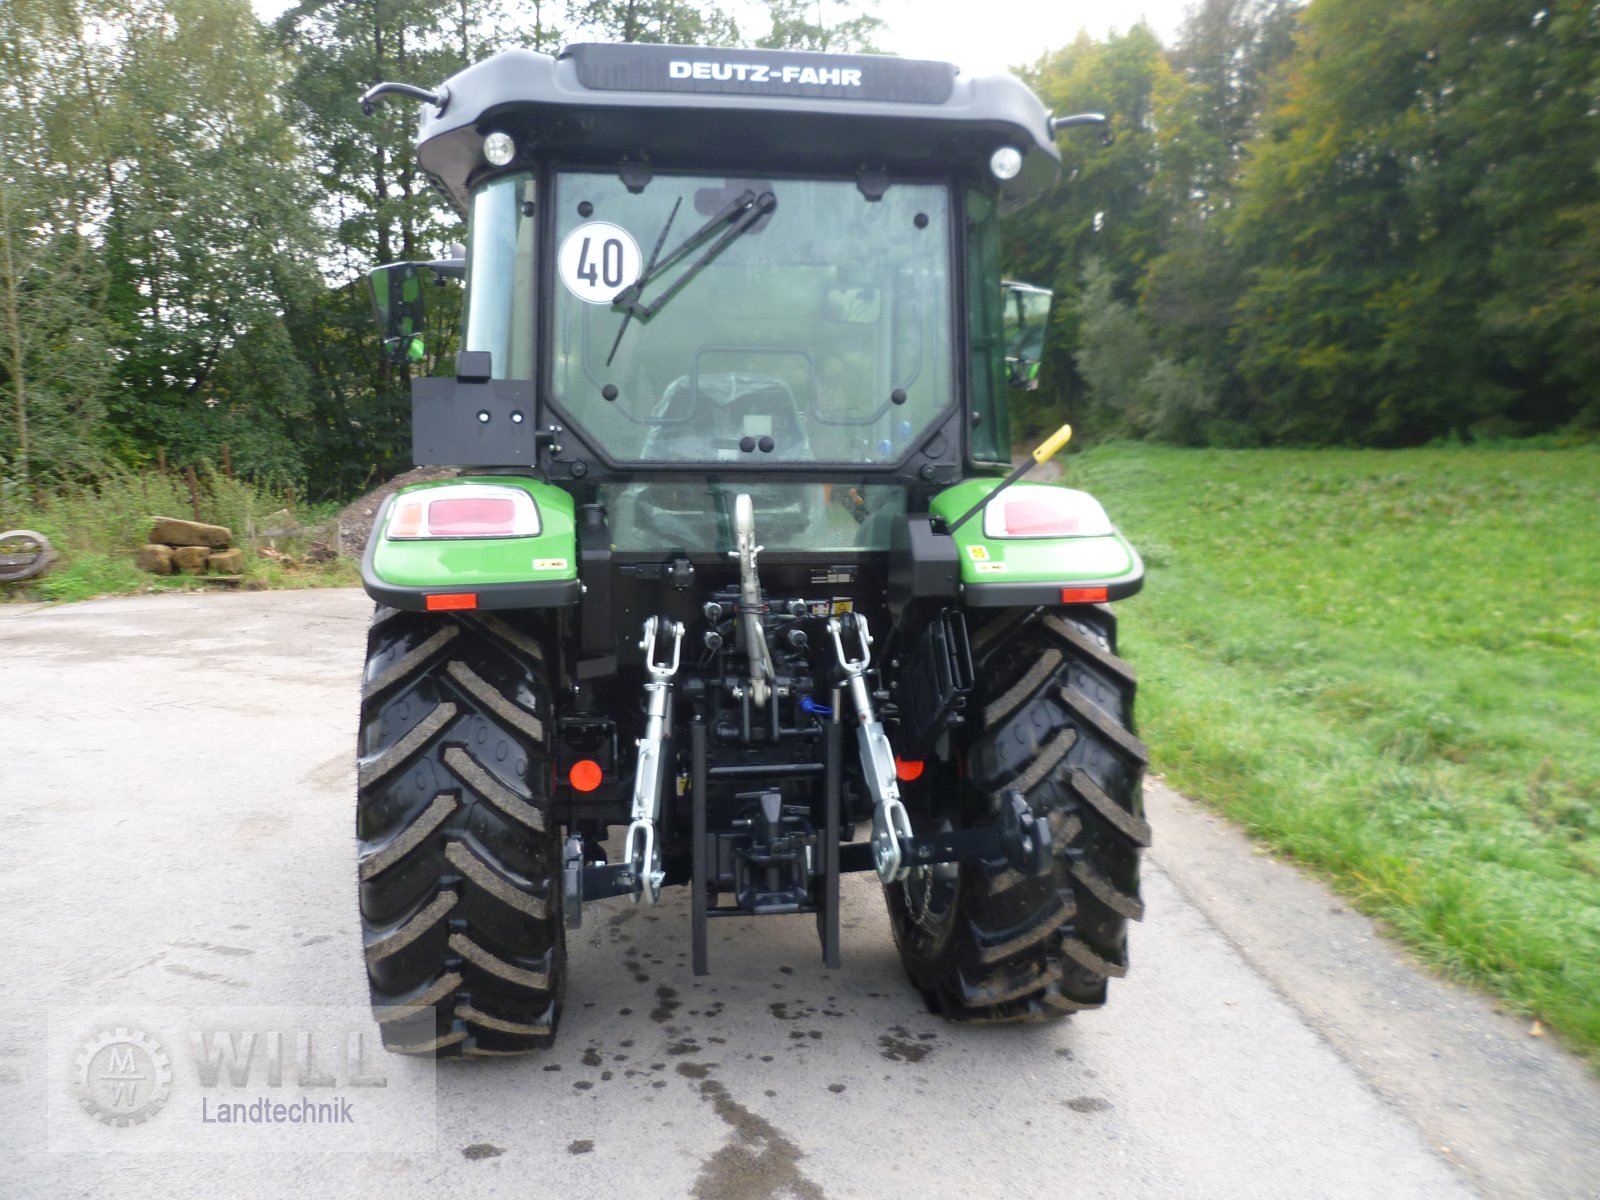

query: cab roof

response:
[413,44,1062,213]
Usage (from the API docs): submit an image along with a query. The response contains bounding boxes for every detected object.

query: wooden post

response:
[185,466,202,522]
[156,445,167,475]
[140,468,149,507]
[221,442,233,479]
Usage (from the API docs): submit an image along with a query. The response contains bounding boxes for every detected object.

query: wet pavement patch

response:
[568,1139,595,1155]
[652,985,682,1023]
[1064,1096,1112,1113]
[691,1079,825,1200]
[461,1143,503,1160]
[878,1028,933,1063]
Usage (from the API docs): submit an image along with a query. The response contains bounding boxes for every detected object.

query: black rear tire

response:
[885,605,1150,1021]
[356,605,564,1057]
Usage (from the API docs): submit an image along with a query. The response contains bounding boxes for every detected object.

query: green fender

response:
[361,475,580,611]
[930,478,1143,606]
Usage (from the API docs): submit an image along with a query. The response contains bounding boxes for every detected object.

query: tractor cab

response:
[364,44,1070,494]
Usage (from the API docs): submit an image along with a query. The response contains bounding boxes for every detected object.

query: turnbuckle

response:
[827,614,914,884]
[623,615,683,904]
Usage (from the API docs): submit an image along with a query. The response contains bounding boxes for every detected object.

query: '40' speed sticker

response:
[558,221,642,305]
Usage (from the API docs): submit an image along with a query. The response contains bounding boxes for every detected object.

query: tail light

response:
[982,485,1113,539]
[386,484,541,540]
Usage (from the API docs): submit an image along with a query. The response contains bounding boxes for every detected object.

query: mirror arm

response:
[378,257,465,280]
[420,258,465,280]
[359,81,450,118]
[1050,111,1114,147]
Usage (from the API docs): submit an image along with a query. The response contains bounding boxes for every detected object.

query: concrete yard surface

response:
[1,590,1597,1198]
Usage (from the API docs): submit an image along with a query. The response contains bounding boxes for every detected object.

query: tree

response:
[1222,0,1600,443]
[1002,28,1183,434]
[0,180,111,486]
[1,0,332,485]
[273,0,522,497]
[566,0,740,45]
[757,0,884,52]
[0,0,116,485]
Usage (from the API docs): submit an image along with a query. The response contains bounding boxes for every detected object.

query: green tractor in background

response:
[356,42,1147,1056]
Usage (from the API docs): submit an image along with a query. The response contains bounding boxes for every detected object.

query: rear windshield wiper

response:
[606,189,777,366]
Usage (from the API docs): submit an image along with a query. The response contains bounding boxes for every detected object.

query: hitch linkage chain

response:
[828,613,915,884]
[622,614,684,904]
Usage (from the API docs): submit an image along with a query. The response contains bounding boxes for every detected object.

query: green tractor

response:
[356,42,1147,1057]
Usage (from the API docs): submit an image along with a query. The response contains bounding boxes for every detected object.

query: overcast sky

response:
[876,0,1186,73]
[251,0,1191,75]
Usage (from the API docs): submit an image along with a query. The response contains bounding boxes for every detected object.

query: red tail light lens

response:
[1003,499,1079,536]
[427,497,517,535]
[982,485,1113,540]
[386,484,541,540]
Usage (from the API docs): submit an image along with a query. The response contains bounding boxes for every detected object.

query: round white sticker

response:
[557,221,642,305]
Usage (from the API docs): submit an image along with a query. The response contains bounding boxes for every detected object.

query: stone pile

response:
[136,517,245,576]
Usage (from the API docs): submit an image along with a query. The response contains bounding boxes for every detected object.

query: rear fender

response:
[361,476,579,611]
[929,478,1143,607]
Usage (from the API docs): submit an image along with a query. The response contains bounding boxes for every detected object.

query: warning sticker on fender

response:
[533,558,568,571]
[557,222,642,304]
[974,561,1008,573]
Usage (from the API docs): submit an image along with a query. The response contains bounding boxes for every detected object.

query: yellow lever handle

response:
[1031,423,1073,464]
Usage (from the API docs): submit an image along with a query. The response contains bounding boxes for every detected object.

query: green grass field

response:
[1061,443,1600,1060]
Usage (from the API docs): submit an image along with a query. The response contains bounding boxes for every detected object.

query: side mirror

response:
[1001,281,1053,391]
[368,263,427,366]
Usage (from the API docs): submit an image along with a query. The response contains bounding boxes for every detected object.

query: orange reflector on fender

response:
[1060,587,1108,604]
[895,757,924,782]
[425,592,478,611]
[569,759,603,792]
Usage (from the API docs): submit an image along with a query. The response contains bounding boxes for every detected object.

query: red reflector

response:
[425,592,478,611]
[427,496,517,535]
[1059,587,1108,604]
[1004,499,1079,536]
[569,759,603,792]
[895,757,924,782]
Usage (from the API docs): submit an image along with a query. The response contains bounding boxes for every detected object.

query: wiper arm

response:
[606,196,684,367]
[606,190,776,366]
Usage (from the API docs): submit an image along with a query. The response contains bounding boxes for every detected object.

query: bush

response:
[0,466,345,603]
